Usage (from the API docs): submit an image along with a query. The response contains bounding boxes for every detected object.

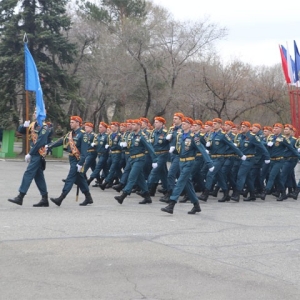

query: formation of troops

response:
[8,111,300,215]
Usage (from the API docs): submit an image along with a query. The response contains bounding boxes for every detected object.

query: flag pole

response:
[26,90,29,153]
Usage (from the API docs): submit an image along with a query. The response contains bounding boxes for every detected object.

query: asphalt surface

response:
[1,158,300,300]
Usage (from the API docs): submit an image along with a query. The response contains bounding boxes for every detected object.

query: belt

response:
[125,152,130,155]
[180,157,195,162]
[245,154,255,158]
[155,150,168,154]
[196,153,202,156]
[130,153,145,159]
[271,156,283,161]
[87,149,96,152]
[111,150,121,154]
[211,154,224,158]
[223,154,236,157]
[97,152,106,155]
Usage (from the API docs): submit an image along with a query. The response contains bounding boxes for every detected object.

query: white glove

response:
[119,142,124,147]
[76,164,82,172]
[25,153,31,163]
[166,134,172,140]
[209,166,215,172]
[267,141,273,147]
[152,162,158,169]
[264,160,270,164]
[206,150,209,154]
[122,142,127,148]
[233,143,237,147]
[45,145,49,150]
[169,146,175,153]
[105,144,109,149]
[241,155,247,161]
[91,142,95,147]
[23,120,30,127]
[297,148,300,153]
[206,141,211,147]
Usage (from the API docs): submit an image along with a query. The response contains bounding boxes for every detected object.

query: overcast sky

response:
[151,0,300,66]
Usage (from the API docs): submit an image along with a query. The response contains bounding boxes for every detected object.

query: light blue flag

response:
[24,43,46,126]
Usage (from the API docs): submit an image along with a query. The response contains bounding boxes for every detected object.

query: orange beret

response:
[252,123,261,129]
[193,119,203,126]
[99,122,108,128]
[224,120,234,127]
[273,123,283,128]
[140,117,149,123]
[182,117,194,125]
[241,121,251,128]
[205,121,213,126]
[110,122,120,127]
[126,119,133,124]
[212,118,222,124]
[284,124,293,130]
[174,112,184,119]
[154,116,166,124]
[232,123,237,128]
[120,123,127,127]
[293,127,297,132]
[70,116,82,124]
[132,119,142,125]
[84,122,94,128]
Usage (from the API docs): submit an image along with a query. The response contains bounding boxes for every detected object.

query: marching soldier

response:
[114,119,158,205]
[83,122,97,176]
[8,110,50,207]
[48,116,93,206]
[161,117,214,215]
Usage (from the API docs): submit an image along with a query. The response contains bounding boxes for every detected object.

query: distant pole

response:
[288,86,300,137]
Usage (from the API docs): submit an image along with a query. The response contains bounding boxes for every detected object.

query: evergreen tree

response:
[0,0,78,129]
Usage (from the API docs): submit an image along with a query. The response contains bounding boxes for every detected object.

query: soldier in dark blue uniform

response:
[87,122,109,186]
[114,119,158,205]
[48,116,93,206]
[83,122,97,177]
[161,117,214,215]
[140,117,152,181]
[261,123,300,201]
[230,121,270,202]
[147,117,169,196]
[8,111,50,207]
[112,120,133,192]
[199,118,246,202]
[99,122,122,190]
[159,112,184,203]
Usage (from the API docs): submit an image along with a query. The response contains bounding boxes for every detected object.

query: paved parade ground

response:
[1,159,300,300]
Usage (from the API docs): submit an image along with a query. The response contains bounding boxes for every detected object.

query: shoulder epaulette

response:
[250,132,256,136]
[163,129,168,133]
[292,136,297,140]
[80,129,85,133]
[190,133,194,137]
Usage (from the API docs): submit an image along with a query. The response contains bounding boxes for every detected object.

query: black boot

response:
[112,183,125,193]
[286,187,294,198]
[99,181,108,190]
[230,190,240,202]
[80,192,93,206]
[277,191,287,201]
[149,183,158,197]
[272,190,280,198]
[33,193,49,207]
[50,193,67,206]
[188,201,201,214]
[198,189,209,202]
[157,187,167,194]
[241,188,248,198]
[179,194,190,203]
[161,201,176,214]
[87,178,94,186]
[139,192,152,204]
[260,189,270,200]
[8,192,25,206]
[159,190,172,203]
[114,192,128,204]
[210,186,219,197]
[218,190,230,202]
[243,191,256,201]
[292,188,300,200]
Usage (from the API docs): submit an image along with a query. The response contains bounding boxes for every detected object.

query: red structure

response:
[289,86,300,137]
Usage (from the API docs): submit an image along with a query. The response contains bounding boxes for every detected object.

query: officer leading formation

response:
[8,113,300,215]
